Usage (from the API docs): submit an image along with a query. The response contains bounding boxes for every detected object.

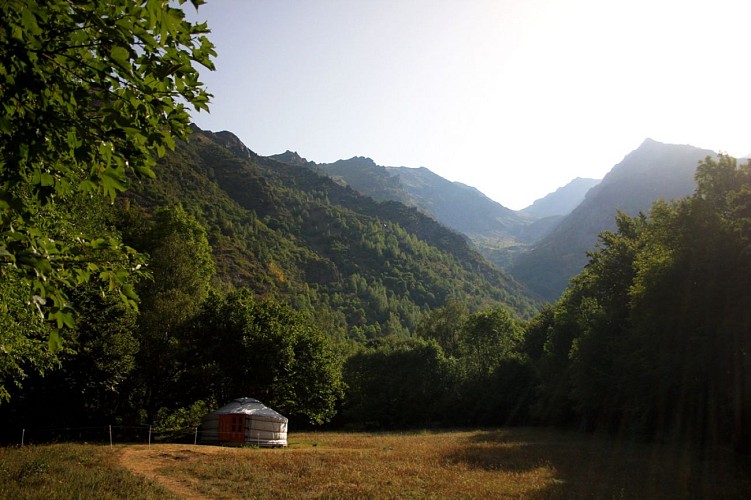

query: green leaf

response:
[48,329,63,352]
[21,9,43,37]
[40,173,54,187]
[0,116,11,134]
[135,164,157,178]
[49,310,74,330]
[101,168,127,200]
[90,238,109,250]
[76,269,90,285]
[110,46,130,70]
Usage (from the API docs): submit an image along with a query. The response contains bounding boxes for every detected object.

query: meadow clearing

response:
[1,428,749,499]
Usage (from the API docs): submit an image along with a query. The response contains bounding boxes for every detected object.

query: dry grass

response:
[3,429,749,499]
[0,443,169,499]
[153,428,751,499]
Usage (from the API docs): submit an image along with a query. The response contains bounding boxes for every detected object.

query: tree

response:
[566,212,645,430]
[626,155,751,448]
[342,336,454,428]
[0,0,215,346]
[460,306,522,376]
[455,306,534,426]
[0,176,140,401]
[695,154,743,214]
[525,154,751,449]
[138,205,216,329]
[129,204,215,415]
[529,212,646,428]
[0,284,139,429]
[415,299,469,357]
[184,291,345,426]
[0,268,58,403]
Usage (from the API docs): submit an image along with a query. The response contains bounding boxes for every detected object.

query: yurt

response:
[199,398,288,447]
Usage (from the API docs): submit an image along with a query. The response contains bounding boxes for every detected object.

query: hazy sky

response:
[187,0,751,210]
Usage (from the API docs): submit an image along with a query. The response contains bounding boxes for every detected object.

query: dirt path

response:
[118,444,237,499]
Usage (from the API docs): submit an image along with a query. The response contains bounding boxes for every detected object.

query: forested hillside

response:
[132,127,539,333]
[292,155,537,267]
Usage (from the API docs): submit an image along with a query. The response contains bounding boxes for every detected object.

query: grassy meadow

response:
[1,428,749,499]
[0,442,169,499]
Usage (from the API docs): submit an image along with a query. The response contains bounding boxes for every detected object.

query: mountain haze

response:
[293,156,548,269]
[303,157,533,242]
[510,139,716,300]
[385,166,532,241]
[521,177,600,218]
[269,138,719,304]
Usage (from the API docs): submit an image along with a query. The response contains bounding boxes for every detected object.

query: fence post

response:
[148,425,152,448]
[194,427,198,445]
[21,428,25,447]
[109,425,113,448]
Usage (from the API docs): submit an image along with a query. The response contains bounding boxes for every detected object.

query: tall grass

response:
[157,429,751,499]
[1,429,749,498]
[0,443,170,499]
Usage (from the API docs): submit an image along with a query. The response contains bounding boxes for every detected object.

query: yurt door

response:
[218,414,245,443]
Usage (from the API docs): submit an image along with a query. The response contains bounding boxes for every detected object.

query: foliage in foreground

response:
[0,0,214,395]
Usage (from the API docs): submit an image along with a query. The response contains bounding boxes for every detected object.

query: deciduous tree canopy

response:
[527,155,751,450]
[0,0,215,345]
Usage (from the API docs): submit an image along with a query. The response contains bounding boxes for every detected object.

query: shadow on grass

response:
[446,428,751,499]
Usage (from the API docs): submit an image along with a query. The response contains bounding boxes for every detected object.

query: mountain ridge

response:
[521,177,600,218]
[267,137,718,303]
[509,139,716,300]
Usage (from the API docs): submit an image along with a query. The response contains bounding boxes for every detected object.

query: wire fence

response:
[13,424,201,447]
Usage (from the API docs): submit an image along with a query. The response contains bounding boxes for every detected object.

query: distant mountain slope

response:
[385,166,532,241]
[510,139,715,301]
[314,156,414,206]
[295,156,541,269]
[521,177,600,218]
[307,157,532,241]
[125,127,539,341]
